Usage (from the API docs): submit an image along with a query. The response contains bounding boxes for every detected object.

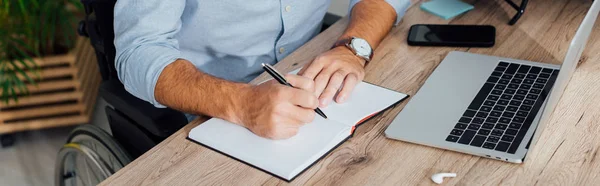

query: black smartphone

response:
[407,24,495,47]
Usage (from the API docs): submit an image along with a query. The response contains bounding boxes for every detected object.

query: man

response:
[114,0,410,139]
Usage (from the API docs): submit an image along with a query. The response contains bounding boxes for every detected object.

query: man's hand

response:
[295,0,399,108]
[234,75,319,139]
[156,60,318,140]
[299,46,366,107]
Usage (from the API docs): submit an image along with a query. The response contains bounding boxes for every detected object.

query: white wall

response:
[328,0,351,16]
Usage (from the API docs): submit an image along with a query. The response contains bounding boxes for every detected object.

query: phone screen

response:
[408,24,495,47]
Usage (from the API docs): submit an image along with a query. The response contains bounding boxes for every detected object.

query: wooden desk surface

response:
[101,0,600,185]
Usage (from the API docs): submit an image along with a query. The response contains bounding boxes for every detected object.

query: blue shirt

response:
[114,0,410,108]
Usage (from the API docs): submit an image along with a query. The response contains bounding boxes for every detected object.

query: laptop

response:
[385,0,599,163]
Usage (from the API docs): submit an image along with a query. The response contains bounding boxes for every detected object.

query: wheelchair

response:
[54,0,341,185]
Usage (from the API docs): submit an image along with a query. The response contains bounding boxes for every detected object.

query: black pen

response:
[261,63,328,119]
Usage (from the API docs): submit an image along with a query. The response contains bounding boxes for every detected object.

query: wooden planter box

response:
[0,37,101,134]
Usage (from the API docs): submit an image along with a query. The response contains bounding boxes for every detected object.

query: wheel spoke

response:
[83,156,93,185]
[86,155,106,184]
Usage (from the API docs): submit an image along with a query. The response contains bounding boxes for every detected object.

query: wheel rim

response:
[70,133,128,170]
[55,143,113,186]
[56,125,131,186]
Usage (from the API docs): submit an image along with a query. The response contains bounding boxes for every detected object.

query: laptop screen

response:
[527,0,599,152]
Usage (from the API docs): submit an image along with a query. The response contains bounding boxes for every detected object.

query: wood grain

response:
[101,0,600,185]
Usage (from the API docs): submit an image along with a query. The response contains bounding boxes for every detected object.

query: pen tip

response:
[261,63,266,67]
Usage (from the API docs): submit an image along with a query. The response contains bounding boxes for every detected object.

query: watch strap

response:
[331,37,373,62]
[331,38,351,49]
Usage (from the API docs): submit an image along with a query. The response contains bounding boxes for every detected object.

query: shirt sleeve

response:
[113,0,186,108]
[349,0,411,25]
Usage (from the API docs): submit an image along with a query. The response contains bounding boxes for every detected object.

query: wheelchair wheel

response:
[55,124,132,186]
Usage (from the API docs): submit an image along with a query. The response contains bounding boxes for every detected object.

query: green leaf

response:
[10,40,36,69]
[10,69,28,96]
[1,69,17,104]
[13,58,36,85]
[17,0,28,19]
[9,79,18,103]
[10,36,40,58]
[8,36,40,83]
[2,79,10,104]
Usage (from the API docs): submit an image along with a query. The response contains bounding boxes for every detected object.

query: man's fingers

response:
[285,74,315,93]
[299,59,324,79]
[297,62,310,76]
[319,71,346,107]
[313,65,338,98]
[268,117,302,139]
[282,105,316,124]
[336,73,359,103]
[288,88,319,109]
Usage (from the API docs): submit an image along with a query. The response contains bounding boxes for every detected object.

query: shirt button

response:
[285,5,291,12]
[279,47,285,54]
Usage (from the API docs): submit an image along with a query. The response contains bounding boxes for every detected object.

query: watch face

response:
[351,38,372,56]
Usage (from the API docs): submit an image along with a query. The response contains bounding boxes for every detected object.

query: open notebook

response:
[188,72,408,181]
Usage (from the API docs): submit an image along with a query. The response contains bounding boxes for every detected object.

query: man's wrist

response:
[332,36,373,64]
[333,45,367,67]
[225,83,252,125]
[332,37,352,50]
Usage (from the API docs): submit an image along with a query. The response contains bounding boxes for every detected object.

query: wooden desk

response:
[102,0,600,185]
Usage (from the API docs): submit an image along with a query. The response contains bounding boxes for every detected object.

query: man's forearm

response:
[341,0,398,49]
[154,59,249,123]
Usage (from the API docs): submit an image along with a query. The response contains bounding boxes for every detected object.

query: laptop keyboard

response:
[445,61,559,154]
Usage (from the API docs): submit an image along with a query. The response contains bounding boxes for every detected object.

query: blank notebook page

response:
[189,116,351,179]
[321,82,407,126]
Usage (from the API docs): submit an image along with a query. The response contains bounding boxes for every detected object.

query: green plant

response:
[0,0,82,104]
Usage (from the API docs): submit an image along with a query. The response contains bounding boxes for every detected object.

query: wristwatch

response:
[332,37,373,62]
